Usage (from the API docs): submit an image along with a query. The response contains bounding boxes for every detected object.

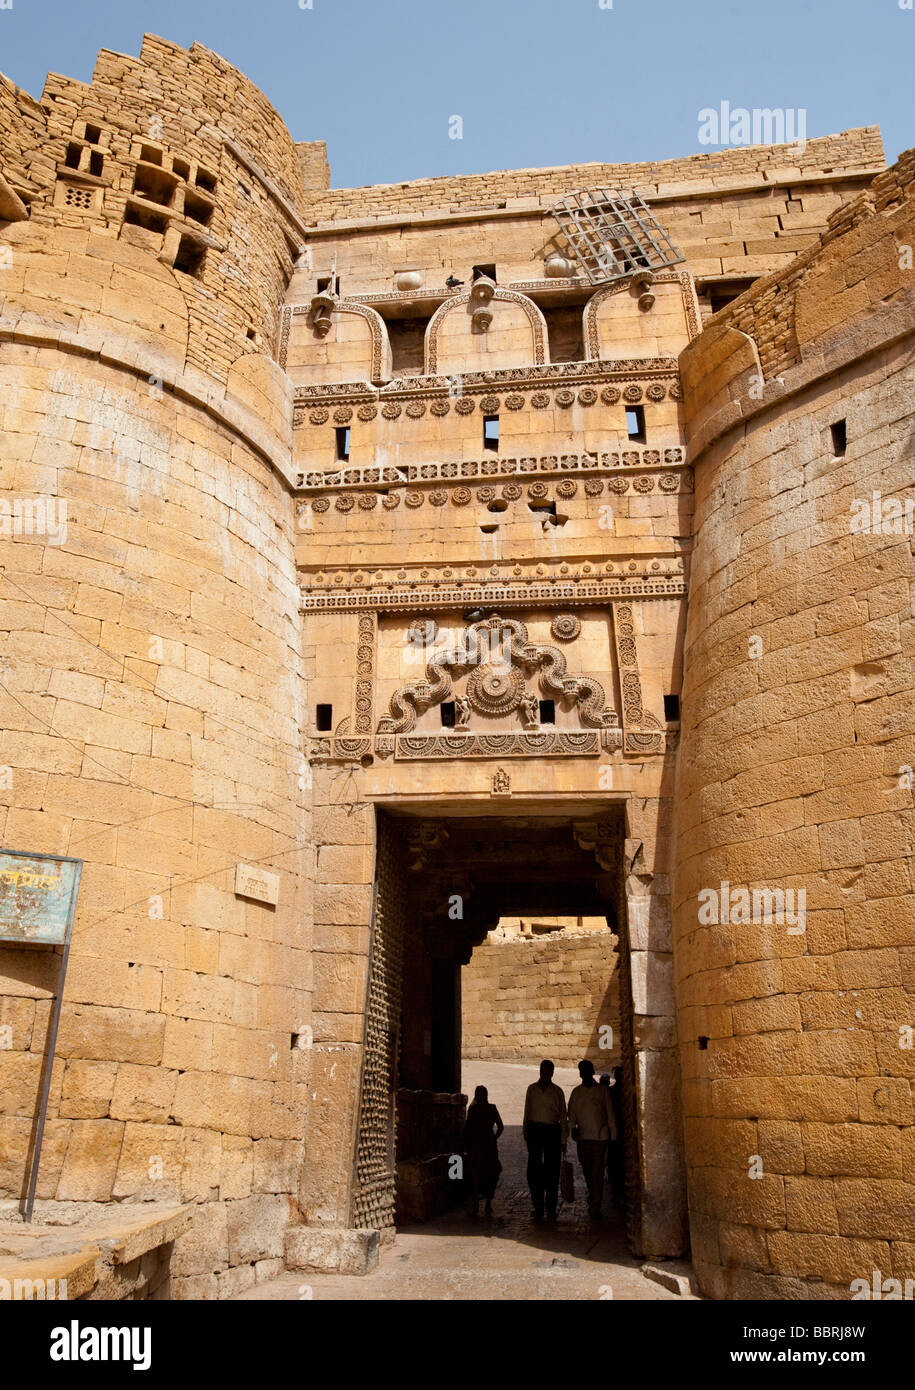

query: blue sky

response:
[0,0,909,188]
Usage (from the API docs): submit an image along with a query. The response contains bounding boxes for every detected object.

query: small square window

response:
[316,704,333,732]
[83,123,101,145]
[472,263,496,281]
[483,416,499,452]
[64,142,83,170]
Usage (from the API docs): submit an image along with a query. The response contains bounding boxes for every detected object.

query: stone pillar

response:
[624,796,689,1257]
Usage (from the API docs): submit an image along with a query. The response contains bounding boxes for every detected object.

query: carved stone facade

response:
[1,34,909,1303]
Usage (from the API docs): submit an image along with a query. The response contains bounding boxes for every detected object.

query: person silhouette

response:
[569,1059,616,1219]
[463,1084,504,1217]
[522,1059,568,1220]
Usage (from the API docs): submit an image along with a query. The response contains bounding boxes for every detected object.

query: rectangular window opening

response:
[173,235,206,278]
[440,701,456,728]
[472,263,496,281]
[830,420,847,457]
[316,704,333,732]
[626,406,646,442]
[83,123,102,145]
[88,150,104,177]
[626,406,645,441]
[183,190,214,227]
[64,142,83,170]
[335,427,350,461]
[139,144,163,166]
[195,168,218,194]
[538,699,555,725]
[123,202,169,235]
[483,416,499,452]
[172,158,190,181]
[664,693,680,722]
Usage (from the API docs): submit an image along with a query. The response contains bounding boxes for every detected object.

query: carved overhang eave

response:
[290,356,683,428]
[298,555,688,614]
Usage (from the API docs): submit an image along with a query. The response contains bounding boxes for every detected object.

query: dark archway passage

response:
[350,809,659,1259]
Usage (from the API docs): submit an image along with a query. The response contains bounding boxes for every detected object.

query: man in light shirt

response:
[568,1058,616,1218]
[522,1058,568,1220]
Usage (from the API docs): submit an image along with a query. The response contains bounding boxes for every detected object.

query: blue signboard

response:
[0,851,82,945]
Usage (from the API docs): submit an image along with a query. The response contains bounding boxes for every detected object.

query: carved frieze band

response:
[310,731,605,763]
[300,573,687,614]
[295,445,689,495]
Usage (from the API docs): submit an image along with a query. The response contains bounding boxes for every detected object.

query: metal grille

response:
[550,188,684,286]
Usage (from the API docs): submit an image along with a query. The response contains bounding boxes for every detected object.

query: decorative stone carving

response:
[551,614,581,642]
[611,602,663,753]
[379,613,618,735]
[392,731,600,759]
[467,662,526,716]
[492,768,511,795]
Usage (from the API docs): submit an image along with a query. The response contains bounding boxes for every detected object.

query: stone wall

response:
[0,35,314,1300]
[462,929,620,1066]
[674,147,915,1299]
[307,129,885,222]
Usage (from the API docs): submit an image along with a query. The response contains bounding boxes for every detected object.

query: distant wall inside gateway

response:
[462,921,620,1067]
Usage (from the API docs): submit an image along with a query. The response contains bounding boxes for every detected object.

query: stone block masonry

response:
[1,28,911,1301]
[462,929,620,1066]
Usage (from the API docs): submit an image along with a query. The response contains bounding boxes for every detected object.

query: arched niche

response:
[584,272,699,361]
[278,301,392,385]
[425,288,548,374]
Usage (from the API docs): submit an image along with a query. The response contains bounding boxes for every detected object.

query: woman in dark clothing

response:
[463,1084,504,1217]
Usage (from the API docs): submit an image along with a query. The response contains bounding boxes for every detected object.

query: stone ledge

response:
[0,1203,191,1300]
[284,1225,379,1275]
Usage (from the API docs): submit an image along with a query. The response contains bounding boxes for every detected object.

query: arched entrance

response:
[348,809,687,1258]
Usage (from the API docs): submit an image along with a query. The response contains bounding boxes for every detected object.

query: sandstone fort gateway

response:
[0,34,912,1302]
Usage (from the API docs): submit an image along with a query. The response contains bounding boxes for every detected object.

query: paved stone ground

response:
[236,1061,691,1301]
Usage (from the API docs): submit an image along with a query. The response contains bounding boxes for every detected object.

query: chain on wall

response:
[351,814,406,1230]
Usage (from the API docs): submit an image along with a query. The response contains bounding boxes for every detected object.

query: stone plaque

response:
[234,862,280,906]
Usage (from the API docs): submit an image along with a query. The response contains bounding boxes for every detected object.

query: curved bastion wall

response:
[0,37,316,1298]
[673,150,915,1299]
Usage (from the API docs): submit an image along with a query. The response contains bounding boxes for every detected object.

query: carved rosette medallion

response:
[466,662,525,716]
